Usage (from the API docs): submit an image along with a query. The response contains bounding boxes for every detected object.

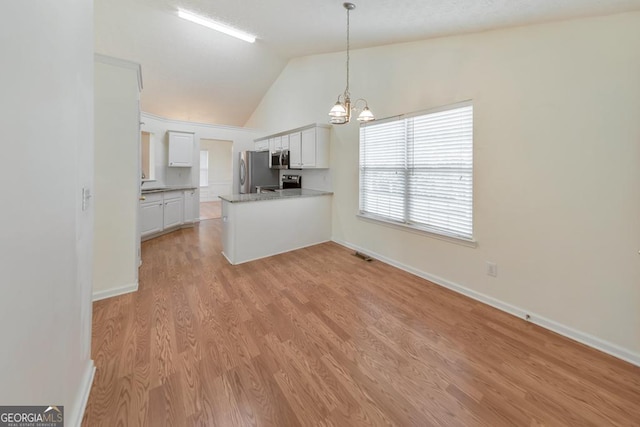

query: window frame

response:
[358,100,476,246]
[199,150,209,188]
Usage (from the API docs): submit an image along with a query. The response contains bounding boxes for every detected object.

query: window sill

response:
[356,213,478,248]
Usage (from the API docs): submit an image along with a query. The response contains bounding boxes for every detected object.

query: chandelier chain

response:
[345,6,350,99]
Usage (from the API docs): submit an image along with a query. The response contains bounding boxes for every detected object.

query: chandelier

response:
[328,2,374,125]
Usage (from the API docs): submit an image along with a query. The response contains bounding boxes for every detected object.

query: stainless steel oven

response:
[270,149,290,169]
[282,174,301,189]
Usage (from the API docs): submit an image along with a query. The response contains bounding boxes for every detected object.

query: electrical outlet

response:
[486,261,497,277]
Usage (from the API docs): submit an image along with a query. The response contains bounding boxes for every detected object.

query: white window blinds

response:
[359,102,473,240]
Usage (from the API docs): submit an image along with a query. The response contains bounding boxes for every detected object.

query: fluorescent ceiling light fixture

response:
[177,9,256,43]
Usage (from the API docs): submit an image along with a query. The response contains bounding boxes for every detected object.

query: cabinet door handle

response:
[139,196,146,201]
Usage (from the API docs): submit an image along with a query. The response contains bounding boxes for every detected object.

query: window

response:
[359,101,473,241]
[199,150,209,187]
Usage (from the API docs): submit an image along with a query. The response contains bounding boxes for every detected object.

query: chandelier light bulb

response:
[357,106,375,122]
[329,101,348,117]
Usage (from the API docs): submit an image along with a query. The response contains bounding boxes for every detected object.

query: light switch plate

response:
[82,187,92,211]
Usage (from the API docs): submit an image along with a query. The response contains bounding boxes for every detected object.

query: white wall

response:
[246,12,640,364]
[200,139,233,201]
[0,0,95,425]
[93,56,141,300]
[286,168,333,192]
[140,112,263,199]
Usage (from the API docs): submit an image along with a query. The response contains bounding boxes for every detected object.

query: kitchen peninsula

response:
[219,189,332,264]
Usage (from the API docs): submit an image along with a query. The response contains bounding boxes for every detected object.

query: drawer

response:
[140,192,162,204]
[164,190,183,201]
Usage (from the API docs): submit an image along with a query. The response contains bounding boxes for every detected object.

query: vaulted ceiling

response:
[95,0,640,127]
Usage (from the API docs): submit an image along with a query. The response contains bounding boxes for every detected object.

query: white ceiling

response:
[95,0,640,126]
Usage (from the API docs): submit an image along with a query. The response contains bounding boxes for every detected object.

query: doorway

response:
[199,138,233,220]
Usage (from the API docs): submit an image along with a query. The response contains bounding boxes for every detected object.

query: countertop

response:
[219,188,333,203]
[141,186,197,194]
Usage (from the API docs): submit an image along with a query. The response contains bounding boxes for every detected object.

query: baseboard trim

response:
[141,223,195,242]
[224,239,332,265]
[332,238,640,367]
[69,360,96,427]
[92,281,138,301]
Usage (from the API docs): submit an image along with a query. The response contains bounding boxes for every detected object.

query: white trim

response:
[357,213,478,248]
[332,238,640,367]
[358,102,474,241]
[361,99,473,127]
[68,360,96,427]
[140,111,259,133]
[528,313,640,367]
[141,223,196,242]
[92,281,138,301]
[94,54,143,91]
[254,122,331,142]
[221,251,234,265]
[223,239,331,265]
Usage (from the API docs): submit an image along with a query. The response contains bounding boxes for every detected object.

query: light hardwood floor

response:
[200,201,221,220]
[82,219,640,426]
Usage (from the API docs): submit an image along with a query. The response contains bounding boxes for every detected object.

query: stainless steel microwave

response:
[270,150,289,169]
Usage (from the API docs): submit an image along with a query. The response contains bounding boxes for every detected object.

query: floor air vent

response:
[354,251,373,262]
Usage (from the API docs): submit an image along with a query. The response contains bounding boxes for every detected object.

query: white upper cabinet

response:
[259,124,329,170]
[168,131,194,167]
[254,139,269,151]
[288,125,330,169]
[280,134,290,151]
[269,135,289,152]
[289,132,301,168]
[269,136,280,153]
[301,128,317,168]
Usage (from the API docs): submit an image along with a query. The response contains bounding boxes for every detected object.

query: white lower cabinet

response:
[163,191,184,229]
[140,194,163,238]
[141,189,194,240]
[183,189,196,223]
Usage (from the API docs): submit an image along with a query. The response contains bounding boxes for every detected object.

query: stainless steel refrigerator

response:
[239,150,279,193]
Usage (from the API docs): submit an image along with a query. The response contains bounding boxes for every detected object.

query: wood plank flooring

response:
[82,219,640,426]
[200,201,221,221]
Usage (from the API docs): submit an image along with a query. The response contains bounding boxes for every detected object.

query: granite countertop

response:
[219,188,333,203]
[141,186,197,194]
